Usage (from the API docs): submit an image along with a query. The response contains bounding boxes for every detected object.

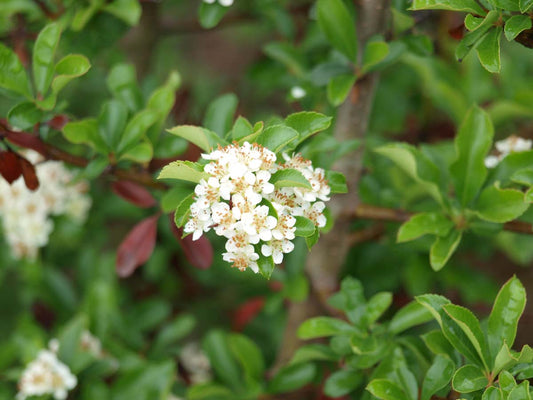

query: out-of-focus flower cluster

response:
[179,342,212,384]
[184,142,330,273]
[485,135,532,168]
[0,150,91,259]
[202,0,234,7]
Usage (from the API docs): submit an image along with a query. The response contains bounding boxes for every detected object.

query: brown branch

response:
[0,123,166,190]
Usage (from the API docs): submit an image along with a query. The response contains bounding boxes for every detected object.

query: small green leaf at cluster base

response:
[409,0,485,14]
[167,125,226,153]
[161,184,196,213]
[294,216,316,237]
[316,0,358,62]
[270,169,312,189]
[505,15,532,41]
[475,184,529,223]
[327,74,356,107]
[397,212,454,243]
[255,124,299,153]
[305,227,319,249]
[285,111,332,144]
[158,160,209,183]
[452,364,488,393]
[257,255,275,279]
[421,355,455,400]
[325,170,347,194]
[366,379,410,400]
[429,229,462,271]
[174,193,195,228]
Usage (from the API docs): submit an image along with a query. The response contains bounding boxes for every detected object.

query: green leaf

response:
[174,193,195,228]
[325,170,348,193]
[187,383,233,400]
[476,27,502,74]
[203,93,238,137]
[366,379,410,400]
[422,330,457,356]
[107,63,143,112]
[304,227,319,249]
[103,0,141,25]
[158,161,209,183]
[118,140,153,163]
[57,314,87,367]
[504,15,532,41]
[487,276,526,356]
[397,212,454,243]
[294,216,316,237]
[257,255,275,279]
[366,292,392,325]
[198,2,229,29]
[146,71,181,142]
[51,54,91,95]
[285,112,332,144]
[316,0,358,62]
[324,369,363,397]
[62,118,107,153]
[450,105,494,206]
[443,304,488,369]
[203,330,241,391]
[452,364,488,393]
[465,14,485,31]
[167,125,226,152]
[151,314,196,356]
[33,23,61,96]
[230,116,253,141]
[270,168,312,189]
[389,301,433,335]
[118,109,159,154]
[263,42,306,77]
[430,229,462,271]
[98,99,128,151]
[476,184,528,223]
[290,344,338,365]
[161,183,195,213]
[421,355,455,400]
[327,74,356,106]
[520,0,533,12]
[490,0,520,11]
[256,124,299,153]
[228,333,264,381]
[298,317,357,339]
[508,381,531,400]
[511,168,533,186]
[268,363,316,394]
[482,386,504,400]
[7,102,43,130]
[0,43,32,98]
[362,41,390,73]
[410,0,486,14]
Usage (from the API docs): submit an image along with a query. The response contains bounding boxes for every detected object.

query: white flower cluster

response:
[184,142,330,273]
[0,150,91,259]
[203,0,233,7]
[485,135,532,168]
[179,342,212,384]
[17,346,76,400]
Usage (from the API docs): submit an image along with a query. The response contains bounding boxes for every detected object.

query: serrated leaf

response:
[421,355,455,400]
[119,109,159,154]
[158,161,209,183]
[397,212,454,243]
[430,229,462,271]
[476,185,528,223]
[167,125,227,152]
[520,0,533,12]
[285,111,332,143]
[270,168,312,189]
[504,15,532,41]
[256,124,298,153]
[62,118,107,153]
[316,0,358,62]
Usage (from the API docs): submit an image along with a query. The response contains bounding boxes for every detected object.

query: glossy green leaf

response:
[256,124,298,153]
[289,344,338,365]
[389,301,433,335]
[327,74,356,106]
[7,102,43,130]
[325,170,347,193]
[421,355,455,400]
[230,116,253,141]
[107,63,143,112]
[316,0,358,62]
[366,379,410,400]
[490,0,520,10]
[298,317,357,339]
[146,71,181,142]
[410,0,485,14]
[167,125,227,152]
[520,0,533,12]
[324,369,363,397]
[285,112,332,143]
[174,193,195,228]
[511,168,533,186]
[452,364,488,393]
[450,105,494,206]
[228,333,264,381]
[482,386,504,400]
[203,93,238,137]
[429,229,462,271]
[504,15,532,41]
[257,255,275,279]
[203,330,241,391]
[476,27,502,74]
[198,2,229,29]
[488,276,526,356]
[98,99,128,150]
[118,140,153,163]
[103,0,141,25]
[0,43,32,98]
[161,183,195,213]
[366,292,392,325]
[294,216,316,237]
[270,168,312,189]
[397,212,454,243]
[51,54,91,95]
[158,161,209,183]
[507,380,531,400]
[119,109,159,153]
[476,185,528,223]
[33,23,61,96]
[362,41,390,73]
[268,363,316,394]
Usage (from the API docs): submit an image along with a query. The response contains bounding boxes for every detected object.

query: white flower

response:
[485,135,532,168]
[80,331,103,357]
[261,239,294,264]
[17,350,77,400]
[290,86,306,99]
[203,0,233,6]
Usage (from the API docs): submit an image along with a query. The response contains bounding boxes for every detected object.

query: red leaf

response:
[4,130,47,156]
[48,114,69,130]
[448,24,465,40]
[232,297,265,331]
[169,214,213,269]
[0,151,22,183]
[19,156,39,191]
[112,180,157,208]
[116,215,159,277]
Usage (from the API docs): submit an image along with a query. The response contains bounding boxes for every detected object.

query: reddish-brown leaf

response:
[232,297,265,331]
[112,180,157,208]
[448,24,465,40]
[48,114,69,130]
[169,214,213,270]
[116,214,159,277]
[19,156,39,190]
[0,151,22,183]
[4,130,47,156]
